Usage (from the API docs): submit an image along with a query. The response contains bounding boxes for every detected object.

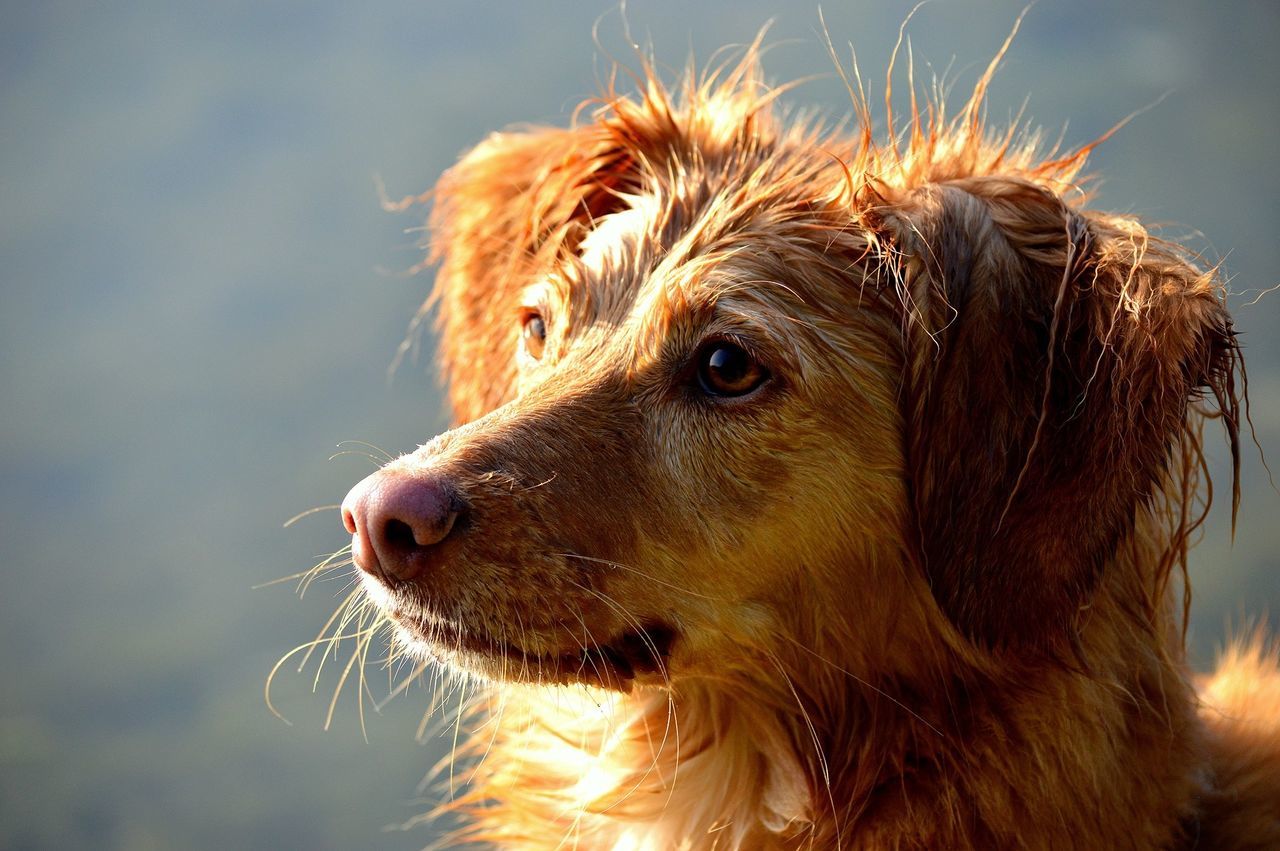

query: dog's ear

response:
[428,126,632,423]
[871,178,1238,654]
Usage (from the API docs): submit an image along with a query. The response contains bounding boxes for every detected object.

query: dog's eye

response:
[696,341,768,398]
[521,311,547,359]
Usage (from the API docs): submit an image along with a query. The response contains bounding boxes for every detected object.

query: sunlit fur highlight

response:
[316,27,1280,851]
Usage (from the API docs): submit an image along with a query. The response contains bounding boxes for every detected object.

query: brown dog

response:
[336,38,1280,850]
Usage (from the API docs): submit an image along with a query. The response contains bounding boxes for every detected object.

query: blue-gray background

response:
[2,2,1277,848]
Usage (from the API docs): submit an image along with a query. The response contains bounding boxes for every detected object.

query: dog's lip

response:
[390,608,676,692]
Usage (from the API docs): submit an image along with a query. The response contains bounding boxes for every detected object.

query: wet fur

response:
[358,33,1280,850]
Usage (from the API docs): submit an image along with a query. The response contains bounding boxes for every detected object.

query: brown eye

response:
[521,311,546,359]
[696,341,768,398]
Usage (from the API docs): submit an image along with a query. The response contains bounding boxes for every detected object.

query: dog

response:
[333,34,1280,850]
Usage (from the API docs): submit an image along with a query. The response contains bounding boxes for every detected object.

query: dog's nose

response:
[341,470,464,582]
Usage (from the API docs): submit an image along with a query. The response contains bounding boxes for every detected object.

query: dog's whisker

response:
[375,659,431,713]
[517,472,557,492]
[558,552,721,602]
[296,545,356,597]
[464,687,508,788]
[415,680,446,745]
[324,621,380,733]
[562,609,604,686]
[568,578,672,686]
[297,588,363,674]
[299,559,357,599]
[253,569,318,590]
[253,544,352,593]
[763,648,843,850]
[775,633,943,739]
[447,677,470,800]
[326,448,390,466]
[335,439,397,463]
[281,503,342,529]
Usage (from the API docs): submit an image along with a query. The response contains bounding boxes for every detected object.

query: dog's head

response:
[342,57,1238,692]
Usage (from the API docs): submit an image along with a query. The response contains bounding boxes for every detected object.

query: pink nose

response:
[341,470,463,582]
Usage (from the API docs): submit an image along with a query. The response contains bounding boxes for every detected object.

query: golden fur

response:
[335,30,1280,850]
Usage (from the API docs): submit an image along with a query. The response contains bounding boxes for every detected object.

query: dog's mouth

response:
[387,607,676,692]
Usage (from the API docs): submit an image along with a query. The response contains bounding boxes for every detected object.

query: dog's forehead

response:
[577,194,662,277]
[565,175,823,331]
[559,190,701,331]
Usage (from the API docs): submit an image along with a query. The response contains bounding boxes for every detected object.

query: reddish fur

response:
[351,35,1279,850]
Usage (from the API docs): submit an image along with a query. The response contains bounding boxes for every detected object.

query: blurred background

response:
[2,1,1277,848]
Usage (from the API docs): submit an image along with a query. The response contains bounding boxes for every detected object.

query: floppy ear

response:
[873,177,1238,653]
[428,126,632,423]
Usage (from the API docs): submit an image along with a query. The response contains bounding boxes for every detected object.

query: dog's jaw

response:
[360,571,675,692]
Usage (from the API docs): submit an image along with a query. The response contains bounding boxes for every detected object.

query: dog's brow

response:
[626,276,796,381]
[578,196,661,276]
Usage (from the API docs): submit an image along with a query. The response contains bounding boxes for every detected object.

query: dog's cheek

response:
[636,393,890,601]
[651,409,792,546]
[727,393,907,615]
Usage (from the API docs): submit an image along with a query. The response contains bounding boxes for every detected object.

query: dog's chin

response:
[359,578,675,692]
[390,620,648,693]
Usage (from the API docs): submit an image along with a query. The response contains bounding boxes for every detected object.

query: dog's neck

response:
[454,544,1202,849]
